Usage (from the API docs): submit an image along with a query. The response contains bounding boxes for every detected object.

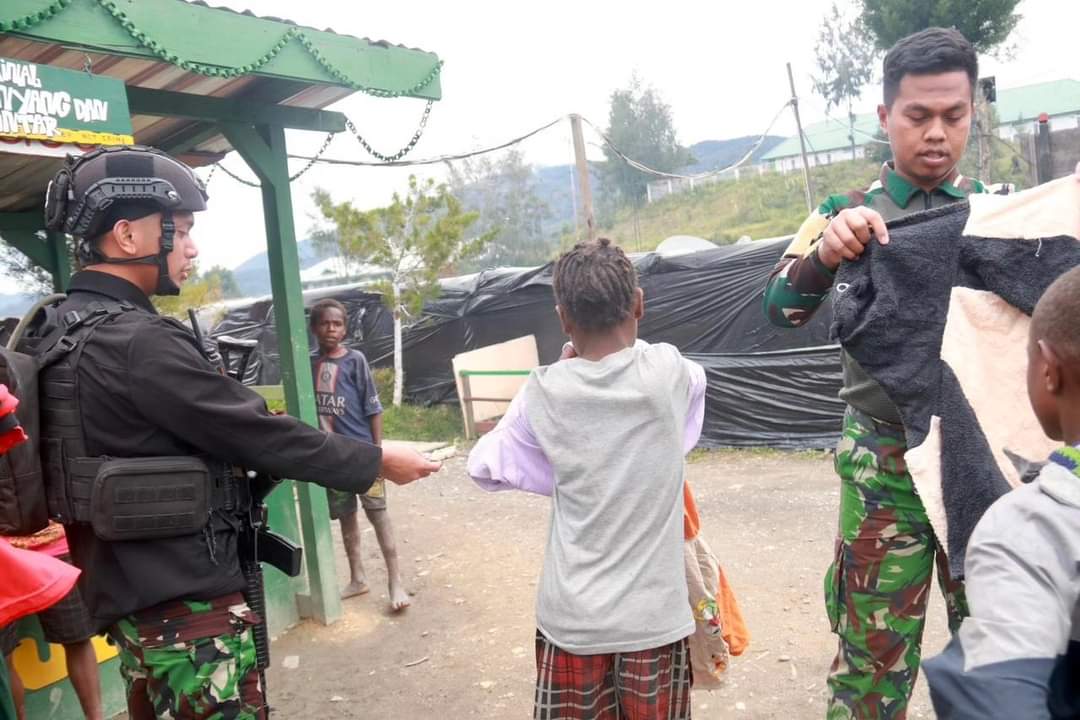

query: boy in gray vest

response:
[468,238,707,720]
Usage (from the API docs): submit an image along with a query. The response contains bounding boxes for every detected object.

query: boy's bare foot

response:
[389,579,411,612]
[342,580,370,599]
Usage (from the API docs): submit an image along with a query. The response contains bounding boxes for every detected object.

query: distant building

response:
[760,113,882,173]
[299,257,389,290]
[994,79,1080,140]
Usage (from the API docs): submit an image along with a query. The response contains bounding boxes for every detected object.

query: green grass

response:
[588,160,881,251]
[382,403,463,442]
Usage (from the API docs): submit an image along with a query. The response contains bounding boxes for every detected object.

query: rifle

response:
[191,315,304,713]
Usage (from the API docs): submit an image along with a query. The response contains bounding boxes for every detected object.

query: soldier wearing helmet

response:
[38,145,440,719]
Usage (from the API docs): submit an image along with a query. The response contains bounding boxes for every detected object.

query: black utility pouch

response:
[91,456,211,541]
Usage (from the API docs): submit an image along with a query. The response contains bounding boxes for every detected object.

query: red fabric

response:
[33,536,69,558]
[0,539,80,626]
[5,521,67,555]
[0,384,18,416]
[0,383,27,454]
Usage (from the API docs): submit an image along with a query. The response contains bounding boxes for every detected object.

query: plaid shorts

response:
[0,583,95,652]
[534,630,693,720]
[327,478,387,520]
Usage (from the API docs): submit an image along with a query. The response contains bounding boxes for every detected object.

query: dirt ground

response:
[264,450,950,719]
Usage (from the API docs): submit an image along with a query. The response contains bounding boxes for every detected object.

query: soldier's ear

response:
[108,218,138,256]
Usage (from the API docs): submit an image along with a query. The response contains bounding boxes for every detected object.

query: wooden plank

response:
[127,87,346,132]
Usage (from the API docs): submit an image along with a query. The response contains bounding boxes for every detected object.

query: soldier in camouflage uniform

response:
[111,597,264,719]
[763,28,1007,719]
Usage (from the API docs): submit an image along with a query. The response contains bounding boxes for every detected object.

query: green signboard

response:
[0,56,133,146]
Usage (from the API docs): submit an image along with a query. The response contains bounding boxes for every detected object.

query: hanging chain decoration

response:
[345,100,433,162]
[286,131,337,181]
[0,0,74,32]
[1,1,442,98]
[91,0,442,99]
[212,131,337,188]
[200,163,218,189]
[214,163,261,189]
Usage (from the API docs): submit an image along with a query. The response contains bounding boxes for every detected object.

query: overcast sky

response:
[5,0,1078,292]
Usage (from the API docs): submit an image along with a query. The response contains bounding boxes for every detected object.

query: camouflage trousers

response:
[109,592,266,720]
[824,409,967,720]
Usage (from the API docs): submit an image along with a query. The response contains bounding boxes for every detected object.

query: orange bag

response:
[683,482,750,687]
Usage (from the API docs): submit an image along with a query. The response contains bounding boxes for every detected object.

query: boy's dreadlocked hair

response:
[553,238,638,331]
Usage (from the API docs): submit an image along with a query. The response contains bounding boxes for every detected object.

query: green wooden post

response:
[221,121,343,626]
[0,214,72,292]
[46,231,70,292]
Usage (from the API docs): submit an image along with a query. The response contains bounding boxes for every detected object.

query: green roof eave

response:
[0,0,442,101]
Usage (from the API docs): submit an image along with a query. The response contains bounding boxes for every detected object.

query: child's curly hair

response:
[553,238,638,331]
[1032,265,1080,364]
[309,298,348,328]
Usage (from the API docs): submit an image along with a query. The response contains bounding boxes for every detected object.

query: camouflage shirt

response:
[763,162,1004,423]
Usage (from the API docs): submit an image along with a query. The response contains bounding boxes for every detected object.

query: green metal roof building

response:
[994,78,1080,138]
[760,112,882,173]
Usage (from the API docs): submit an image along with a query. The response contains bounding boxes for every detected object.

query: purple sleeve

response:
[466,388,554,496]
[683,358,706,454]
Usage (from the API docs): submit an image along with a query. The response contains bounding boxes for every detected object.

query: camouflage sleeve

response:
[763,197,847,328]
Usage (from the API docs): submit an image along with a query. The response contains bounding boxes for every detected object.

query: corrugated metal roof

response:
[761,113,882,161]
[186,0,435,55]
[995,79,1080,125]
[0,0,443,214]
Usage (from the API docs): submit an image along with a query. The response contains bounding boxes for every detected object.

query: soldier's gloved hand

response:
[380,443,441,485]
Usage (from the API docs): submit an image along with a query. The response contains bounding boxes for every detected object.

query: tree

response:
[154,265,225,319]
[313,177,493,405]
[813,2,879,160]
[602,76,694,204]
[200,265,242,299]
[448,149,552,271]
[0,233,76,296]
[860,0,1022,54]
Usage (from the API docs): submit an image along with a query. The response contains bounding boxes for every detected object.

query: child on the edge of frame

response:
[467,238,706,720]
[309,298,411,612]
[922,261,1080,719]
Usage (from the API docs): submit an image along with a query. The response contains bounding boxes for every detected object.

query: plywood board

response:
[452,336,538,434]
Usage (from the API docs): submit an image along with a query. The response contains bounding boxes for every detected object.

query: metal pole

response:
[786,62,815,212]
[570,114,596,241]
[1035,114,1052,184]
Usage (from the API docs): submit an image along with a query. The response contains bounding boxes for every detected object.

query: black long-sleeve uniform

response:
[57,271,380,631]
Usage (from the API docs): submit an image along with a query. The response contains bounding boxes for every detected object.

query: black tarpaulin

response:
[211,238,843,448]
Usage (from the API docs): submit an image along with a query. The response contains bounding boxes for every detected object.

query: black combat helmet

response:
[43,145,209,296]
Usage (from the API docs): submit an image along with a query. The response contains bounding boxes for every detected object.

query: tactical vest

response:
[34,299,244,542]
